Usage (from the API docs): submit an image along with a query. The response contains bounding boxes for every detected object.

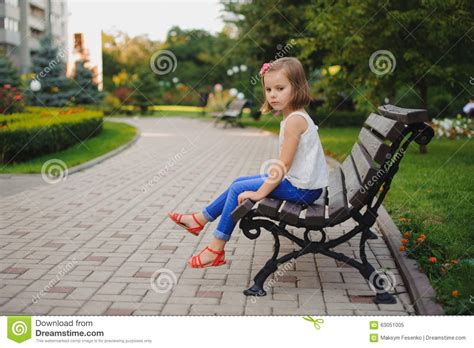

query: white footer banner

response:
[0,316,472,347]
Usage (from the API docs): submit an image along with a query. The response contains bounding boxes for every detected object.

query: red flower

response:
[399,245,406,251]
[4,84,11,89]
[428,256,437,264]
[452,290,459,298]
[401,239,408,245]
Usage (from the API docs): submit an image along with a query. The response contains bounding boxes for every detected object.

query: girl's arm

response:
[254,115,308,200]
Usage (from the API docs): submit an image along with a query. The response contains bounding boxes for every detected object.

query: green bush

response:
[0,108,103,163]
[309,110,367,128]
[100,93,122,115]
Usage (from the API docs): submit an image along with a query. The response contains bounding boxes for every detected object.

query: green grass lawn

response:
[0,121,137,174]
[319,128,473,314]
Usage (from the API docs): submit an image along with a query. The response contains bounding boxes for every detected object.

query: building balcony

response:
[29,14,46,31]
[29,0,46,10]
[0,3,21,20]
[0,28,20,46]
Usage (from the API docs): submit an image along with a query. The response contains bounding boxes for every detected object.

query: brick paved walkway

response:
[0,117,415,315]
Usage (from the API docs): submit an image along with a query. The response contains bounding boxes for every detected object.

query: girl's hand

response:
[237,191,263,205]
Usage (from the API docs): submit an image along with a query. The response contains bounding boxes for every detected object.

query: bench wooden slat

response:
[327,167,349,224]
[358,127,391,164]
[279,201,303,225]
[349,143,379,208]
[341,143,378,209]
[365,113,405,142]
[231,199,255,223]
[378,104,429,124]
[341,155,358,207]
[256,198,284,218]
[305,203,325,227]
[305,188,327,227]
[223,110,241,117]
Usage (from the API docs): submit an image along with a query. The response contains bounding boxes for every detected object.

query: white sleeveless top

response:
[279,111,329,189]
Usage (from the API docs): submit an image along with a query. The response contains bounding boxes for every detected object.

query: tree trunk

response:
[416,78,428,154]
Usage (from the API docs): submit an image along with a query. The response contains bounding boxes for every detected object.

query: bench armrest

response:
[378,104,429,124]
[231,199,255,223]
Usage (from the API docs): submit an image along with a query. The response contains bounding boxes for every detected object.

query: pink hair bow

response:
[259,63,271,77]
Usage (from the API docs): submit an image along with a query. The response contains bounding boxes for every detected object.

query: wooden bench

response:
[231,104,434,304]
[213,98,247,128]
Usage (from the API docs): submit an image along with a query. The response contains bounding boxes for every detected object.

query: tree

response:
[163,26,238,90]
[71,59,103,105]
[0,52,21,87]
[221,0,317,102]
[102,31,161,92]
[26,35,72,107]
[221,0,315,65]
[102,26,241,107]
[133,67,162,113]
[302,0,474,113]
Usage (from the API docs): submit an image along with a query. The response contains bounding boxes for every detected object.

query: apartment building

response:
[0,0,68,74]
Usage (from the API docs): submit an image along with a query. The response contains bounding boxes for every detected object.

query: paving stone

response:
[161,304,190,315]
[47,287,75,294]
[104,308,135,315]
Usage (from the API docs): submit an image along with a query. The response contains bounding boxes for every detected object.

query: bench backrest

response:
[328,104,432,217]
[227,99,247,112]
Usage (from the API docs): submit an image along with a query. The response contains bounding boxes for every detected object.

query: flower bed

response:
[0,84,24,114]
[431,115,473,139]
[397,215,472,314]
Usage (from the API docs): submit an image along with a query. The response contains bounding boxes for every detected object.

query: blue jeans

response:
[202,174,323,241]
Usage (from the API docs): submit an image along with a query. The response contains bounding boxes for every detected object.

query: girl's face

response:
[264,70,293,113]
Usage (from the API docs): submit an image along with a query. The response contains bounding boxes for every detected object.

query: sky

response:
[67,0,225,42]
[66,0,226,89]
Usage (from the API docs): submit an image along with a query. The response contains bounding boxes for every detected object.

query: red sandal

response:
[188,246,226,268]
[167,212,204,236]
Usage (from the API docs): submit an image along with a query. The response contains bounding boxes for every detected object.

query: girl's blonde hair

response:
[260,57,311,114]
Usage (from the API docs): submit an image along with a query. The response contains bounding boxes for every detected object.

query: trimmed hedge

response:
[0,108,103,163]
[309,110,368,128]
